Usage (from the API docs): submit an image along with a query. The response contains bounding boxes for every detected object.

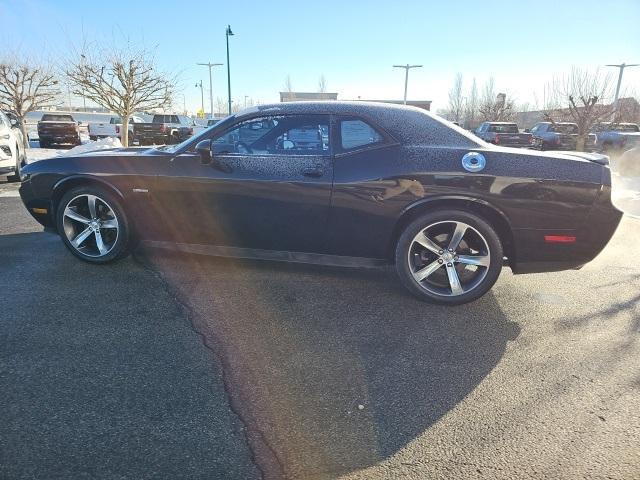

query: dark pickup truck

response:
[37,114,81,148]
[474,122,532,147]
[131,114,195,146]
[530,122,596,151]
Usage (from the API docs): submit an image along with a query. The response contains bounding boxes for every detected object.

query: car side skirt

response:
[140,240,388,268]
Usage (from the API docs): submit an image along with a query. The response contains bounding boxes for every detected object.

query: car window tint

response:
[212,115,329,156]
[340,119,383,150]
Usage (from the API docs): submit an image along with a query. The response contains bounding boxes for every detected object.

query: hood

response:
[70,146,154,157]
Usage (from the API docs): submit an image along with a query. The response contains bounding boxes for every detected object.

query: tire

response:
[89,136,97,141]
[56,185,131,264]
[39,140,48,149]
[395,209,503,305]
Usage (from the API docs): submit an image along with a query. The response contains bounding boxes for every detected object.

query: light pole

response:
[195,80,204,116]
[393,64,423,104]
[226,25,234,115]
[606,62,639,116]
[244,95,249,108]
[197,62,223,118]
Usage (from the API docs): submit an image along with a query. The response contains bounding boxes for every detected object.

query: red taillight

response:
[544,235,576,244]
[116,126,120,134]
[188,128,193,135]
[159,125,166,133]
[494,135,500,145]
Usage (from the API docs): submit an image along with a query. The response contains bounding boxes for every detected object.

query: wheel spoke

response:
[414,232,442,254]
[448,222,468,251]
[457,254,490,267]
[72,227,94,248]
[87,195,97,219]
[413,260,444,282]
[446,264,464,296]
[94,229,107,255]
[64,208,90,224]
[101,218,118,229]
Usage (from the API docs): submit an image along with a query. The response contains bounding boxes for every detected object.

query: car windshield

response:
[157,114,234,153]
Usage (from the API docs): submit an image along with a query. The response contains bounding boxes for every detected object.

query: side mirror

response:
[195,139,212,164]
[524,128,531,133]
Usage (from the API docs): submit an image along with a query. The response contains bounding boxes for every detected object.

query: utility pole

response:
[226,25,234,115]
[197,62,223,118]
[606,62,639,116]
[195,80,204,115]
[393,64,423,104]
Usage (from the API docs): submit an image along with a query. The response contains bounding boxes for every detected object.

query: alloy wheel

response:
[407,220,491,297]
[62,194,119,258]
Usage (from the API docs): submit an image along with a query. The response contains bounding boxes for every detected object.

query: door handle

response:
[302,165,324,178]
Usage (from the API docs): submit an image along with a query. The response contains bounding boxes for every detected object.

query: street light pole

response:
[606,62,639,115]
[195,80,204,115]
[226,25,234,115]
[196,62,223,118]
[393,64,423,104]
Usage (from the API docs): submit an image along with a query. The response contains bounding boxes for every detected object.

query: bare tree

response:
[544,67,614,151]
[0,56,60,147]
[463,78,478,129]
[478,77,515,122]
[447,73,464,123]
[66,45,174,146]
[215,96,226,117]
[318,74,328,93]
[283,75,293,93]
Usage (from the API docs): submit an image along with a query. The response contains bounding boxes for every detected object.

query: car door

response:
[153,113,334,253]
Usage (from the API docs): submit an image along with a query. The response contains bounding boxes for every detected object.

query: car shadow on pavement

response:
[140,250,521,479]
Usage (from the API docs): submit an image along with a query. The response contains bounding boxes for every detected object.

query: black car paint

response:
[19,102,622,274]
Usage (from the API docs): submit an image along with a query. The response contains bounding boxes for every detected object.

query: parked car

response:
[18,102,621,305]
[37,113,81,148]
[474,122,532,148]
[530,122,596,151]
[593,122,640,152]
[0,111,26,181]
[88,115,145,141]
[131,114,195,146]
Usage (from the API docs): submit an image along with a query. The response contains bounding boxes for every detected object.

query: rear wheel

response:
[56,186,130,264]
[395,210,503,305]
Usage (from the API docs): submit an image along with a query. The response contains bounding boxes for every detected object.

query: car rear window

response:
[550,123,578,134]
[152,115,179,123]
[41,114,75,122]
[615,124,640,132]
[488,124,519,133]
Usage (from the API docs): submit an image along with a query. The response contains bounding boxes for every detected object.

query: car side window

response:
[339,118,384,151]
[212,115,330,156]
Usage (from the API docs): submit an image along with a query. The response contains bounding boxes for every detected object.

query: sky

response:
[1,0,639,114]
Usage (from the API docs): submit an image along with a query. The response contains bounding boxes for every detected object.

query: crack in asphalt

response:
[132,252,287,480]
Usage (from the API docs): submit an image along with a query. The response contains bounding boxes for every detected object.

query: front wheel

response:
[56,186,131,264]
[395,210,503,305]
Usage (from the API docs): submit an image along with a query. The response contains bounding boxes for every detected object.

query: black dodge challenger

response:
[19,102,622,304]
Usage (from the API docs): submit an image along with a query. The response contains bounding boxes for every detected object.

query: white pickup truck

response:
[88,115,145,140]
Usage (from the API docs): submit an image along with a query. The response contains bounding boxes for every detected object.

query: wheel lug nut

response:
[447,263,453,267]
[438,259,443,264]
[438,250,443,255]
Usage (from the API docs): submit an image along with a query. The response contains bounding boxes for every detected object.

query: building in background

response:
[352,99,431,111]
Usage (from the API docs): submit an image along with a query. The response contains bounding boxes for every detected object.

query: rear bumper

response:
[511,185,622,274]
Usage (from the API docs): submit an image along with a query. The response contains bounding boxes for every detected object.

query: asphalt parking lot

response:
[1,178,639,479]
